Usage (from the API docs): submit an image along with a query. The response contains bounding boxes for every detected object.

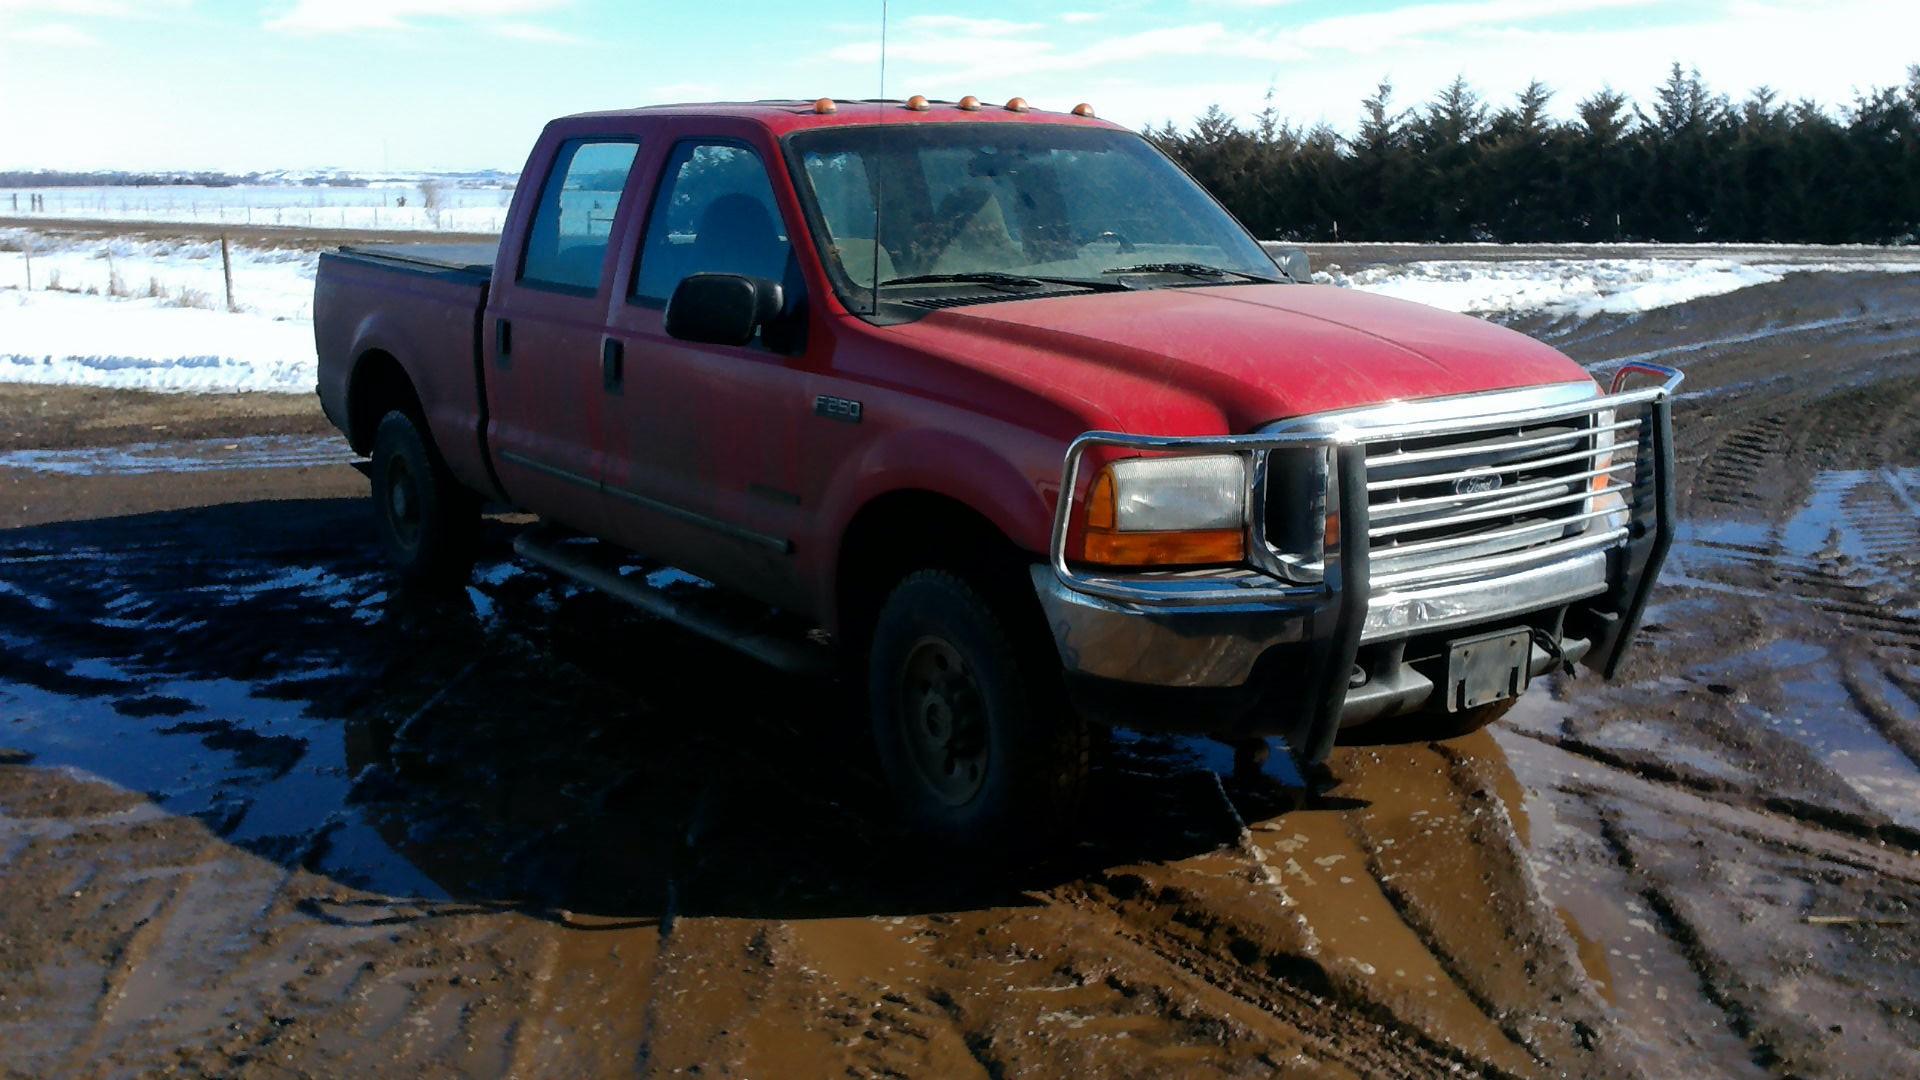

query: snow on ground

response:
[1313,255,1920,319]
[0,290,315,394]
[0,228,315,320]
[0,228,318,393]
[3,183,513,234]
[1,223,1917,395]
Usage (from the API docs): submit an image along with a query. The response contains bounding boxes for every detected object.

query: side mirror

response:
[665,273,784,348]
[1268,245,1312,284]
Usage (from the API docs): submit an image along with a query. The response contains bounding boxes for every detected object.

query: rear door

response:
[483,135,643,533]
[598,131,814,609]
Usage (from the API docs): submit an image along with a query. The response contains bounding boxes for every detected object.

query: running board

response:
[512,529,832,677]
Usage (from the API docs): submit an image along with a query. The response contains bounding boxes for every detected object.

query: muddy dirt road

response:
[2,258,1918,1077]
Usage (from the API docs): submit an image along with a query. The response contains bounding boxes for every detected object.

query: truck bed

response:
[313,242,497,498]
[336,242,497,280]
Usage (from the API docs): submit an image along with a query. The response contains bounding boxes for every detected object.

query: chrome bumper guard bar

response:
[1044,365,1689,707]
[1049,365,1682,610]
[1038,365,1682,760]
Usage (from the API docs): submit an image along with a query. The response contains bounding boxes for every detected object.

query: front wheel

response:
[867,570,1088,843]
[369,410,478,588]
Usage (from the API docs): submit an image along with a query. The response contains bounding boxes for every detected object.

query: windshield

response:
[786,124,1280,304]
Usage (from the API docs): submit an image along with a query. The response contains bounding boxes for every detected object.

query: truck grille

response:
[1357,408,1639,591]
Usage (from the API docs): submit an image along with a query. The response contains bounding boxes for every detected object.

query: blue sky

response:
[1,1,1914,172]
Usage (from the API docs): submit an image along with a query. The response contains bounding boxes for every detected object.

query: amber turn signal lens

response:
[1081,529,1245,567]
[813,97,837,114]
[905,94,930,111]
[957,95,981,111]
[1005,96,1031,112]
[1071,102,1095,118]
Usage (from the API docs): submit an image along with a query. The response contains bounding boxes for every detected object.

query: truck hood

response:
[889,283,1592,434]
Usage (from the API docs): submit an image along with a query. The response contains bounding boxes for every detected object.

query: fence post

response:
[220,233,235,312]
[22,245,30,291]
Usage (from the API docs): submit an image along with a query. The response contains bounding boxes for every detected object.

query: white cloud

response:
[2,22,99,45]
[1276,0,1657,53]
[488,20,582,45]
[0,1,149,12]
[265,0,569,35]
[1060,11,1105,24]
[899,15,1044,36]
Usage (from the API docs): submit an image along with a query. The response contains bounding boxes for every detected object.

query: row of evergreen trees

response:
[1147,64,1920,244]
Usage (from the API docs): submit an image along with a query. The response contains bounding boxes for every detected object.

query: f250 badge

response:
[1453,472,1503,496]
[815,395,863,423]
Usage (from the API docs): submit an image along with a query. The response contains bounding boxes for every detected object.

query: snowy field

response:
[3,182,515,234]
[2,224,1918,395]
[1309,252,1920,320]
[0,227,319,393]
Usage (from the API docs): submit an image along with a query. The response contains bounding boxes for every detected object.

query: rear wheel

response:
[370,410,478,588]
[867,570,1088,843]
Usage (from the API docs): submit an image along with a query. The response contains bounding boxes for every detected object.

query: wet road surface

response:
[3,265,1919,1076]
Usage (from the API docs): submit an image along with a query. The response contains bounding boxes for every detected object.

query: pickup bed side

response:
[314,244,502,502]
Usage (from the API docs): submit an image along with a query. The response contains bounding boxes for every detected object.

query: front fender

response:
[804,422,1064,617]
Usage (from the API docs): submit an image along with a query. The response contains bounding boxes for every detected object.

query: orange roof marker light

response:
[957,95,982,111]
[905,94,930,111]
[1005,96,1031,113]
[813,97,837,115]
[1071,102,1096,118]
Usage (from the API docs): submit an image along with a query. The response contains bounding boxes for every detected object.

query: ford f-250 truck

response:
[314,97,1679,840]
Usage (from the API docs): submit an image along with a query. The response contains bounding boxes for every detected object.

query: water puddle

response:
[0,435,356,476]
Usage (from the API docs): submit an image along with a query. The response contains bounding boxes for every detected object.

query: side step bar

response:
[512,529,832,677]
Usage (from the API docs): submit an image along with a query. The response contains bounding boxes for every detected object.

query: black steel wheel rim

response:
[896,635,990,806]
[384,455,422,549]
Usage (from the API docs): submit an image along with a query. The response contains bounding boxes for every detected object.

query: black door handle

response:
[495,318,512,367]
[602,338,624,391]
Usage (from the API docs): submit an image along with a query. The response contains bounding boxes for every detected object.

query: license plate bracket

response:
[1445,628,1531,712]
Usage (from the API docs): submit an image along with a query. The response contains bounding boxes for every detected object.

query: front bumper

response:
[1033,366,1681,761]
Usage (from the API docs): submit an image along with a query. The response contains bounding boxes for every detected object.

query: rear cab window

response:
[518,138,642,294]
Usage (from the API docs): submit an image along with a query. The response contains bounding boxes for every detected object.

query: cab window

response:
[631,141,794,306]
[518,138,641,293]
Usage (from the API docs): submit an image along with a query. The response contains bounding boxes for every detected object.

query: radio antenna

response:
[869,0,888,314]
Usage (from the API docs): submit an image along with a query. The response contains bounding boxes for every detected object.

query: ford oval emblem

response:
[1454,473,1503,496]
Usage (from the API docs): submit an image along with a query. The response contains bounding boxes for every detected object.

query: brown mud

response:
[2,253,1918,1076]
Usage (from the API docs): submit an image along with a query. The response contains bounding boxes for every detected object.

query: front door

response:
[483,137,642,534]
[600,137,812,609]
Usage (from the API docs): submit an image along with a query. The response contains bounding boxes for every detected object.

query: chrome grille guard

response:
[1048,364,1683,610]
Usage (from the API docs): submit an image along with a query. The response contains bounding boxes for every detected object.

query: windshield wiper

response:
[878,272,1130,293]
[1101,262,1284,284]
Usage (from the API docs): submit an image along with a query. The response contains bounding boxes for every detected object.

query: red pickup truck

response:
[314,98,1679,840]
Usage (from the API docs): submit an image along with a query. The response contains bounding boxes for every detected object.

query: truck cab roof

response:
[557,99,1124,137]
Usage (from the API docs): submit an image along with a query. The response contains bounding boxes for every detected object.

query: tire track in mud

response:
[1044,870,1499,1078]
[1513,728,1920,859]
[1688,413,1791,511]
[1033,749,1620,1078]
[1590,813,1780,1073]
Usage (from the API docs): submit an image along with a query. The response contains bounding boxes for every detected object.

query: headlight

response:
[1079,454,1248,567]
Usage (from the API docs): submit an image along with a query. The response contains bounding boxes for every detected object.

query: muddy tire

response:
[370,410,478,589]
[867,570,1088,844]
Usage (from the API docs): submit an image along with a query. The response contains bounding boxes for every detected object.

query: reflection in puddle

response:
[0,435,355,476]
[1655,466,1920,826]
